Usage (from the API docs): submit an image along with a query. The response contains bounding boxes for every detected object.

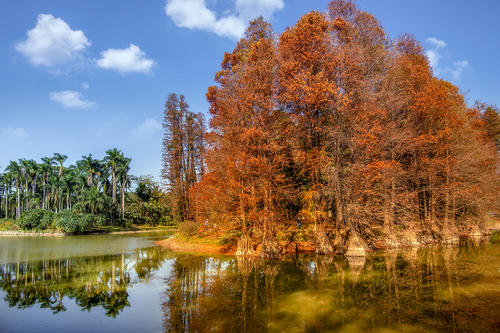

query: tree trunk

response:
[384,179,398,248]
[333,225,350,255]
[42,184,45,209]
[25,178,28,211]
[315,223,334,255]
[442,150,458,244]
[3,187,7,218]
[32,176,36,210]
[120,182,125,219]
[345,229,368,257]
[16,180,20,219]
[261,230,280,259]
[332,139,347,254]
[112,169,116,204]
[261,188,280,259]
[236,233,254,256]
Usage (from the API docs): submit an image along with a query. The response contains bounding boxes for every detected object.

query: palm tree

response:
[53,153,67,178]
[118,157,131,219]
[27,159,38,209]
[40,157,54,210]
[104,148,123,206]
[77,154,98,188]
[2,172,13,218]
[1,149,134,222]
[5,161,21,219]
[0,172,5,218]
[53,153,67,211]
[47,173,59,211]
[61,166,78,210]
[98,160,109,195]
[104,149,125,224]
[19,158,31,211]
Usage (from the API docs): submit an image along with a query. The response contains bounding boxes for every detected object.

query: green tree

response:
[5,161,22,219]
[118,156,131,219]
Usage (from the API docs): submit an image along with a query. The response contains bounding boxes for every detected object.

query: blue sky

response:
[1,0,499,178]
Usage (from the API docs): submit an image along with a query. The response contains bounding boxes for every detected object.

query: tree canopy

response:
[162,0,500,257]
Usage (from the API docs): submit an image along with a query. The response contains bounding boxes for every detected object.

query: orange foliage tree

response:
[180,0,499,257]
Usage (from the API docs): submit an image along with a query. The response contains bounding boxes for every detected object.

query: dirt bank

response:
[158,229,495,258]
[156,234,236,255]
[157,234,328,256]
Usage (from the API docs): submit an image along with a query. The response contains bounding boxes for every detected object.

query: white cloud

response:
[425,37,447,70]
[82,82,89,90]
[450,60,469,80]
[1,127,28,139]
[96,44,155,74]
[213,16,247,39]
[426,37,446,49]
[132,118,162,139]
[50,90,95,109]
[424,49,440,69]
[424,37,469,80]
[166,0,217,30]
[165,0,284,40]
[236,0,284,20]
[16,14,90,67]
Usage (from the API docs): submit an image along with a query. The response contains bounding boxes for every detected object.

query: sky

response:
[1,0,499,179]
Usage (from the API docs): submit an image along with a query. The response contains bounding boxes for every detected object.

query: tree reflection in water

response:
[162,238,500,332]
[0,246,169,317]
[1,238,499,332]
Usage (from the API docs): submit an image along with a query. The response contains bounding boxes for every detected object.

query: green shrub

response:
[81,214,95,229]
[125,211,147,225]
[95,215,107,227]
[162,214,175,226]
[0,219,18,231]
[178,220,198,237]
[54,211,92,233]
[40,211,55,229]
[17,209,54,231]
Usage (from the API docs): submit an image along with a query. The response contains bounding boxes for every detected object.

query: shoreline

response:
[0,227,175,237]
[157,229,498,257]
[0,230,68,237]
[156,234,236,255]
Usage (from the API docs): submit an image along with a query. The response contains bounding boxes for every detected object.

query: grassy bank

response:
[156,233,235,255]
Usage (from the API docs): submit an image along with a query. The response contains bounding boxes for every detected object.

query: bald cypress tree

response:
[162,93,205,222]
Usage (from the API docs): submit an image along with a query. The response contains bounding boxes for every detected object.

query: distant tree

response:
[5,161,22,219]
[162,93,205,222]
[478,103,500,151]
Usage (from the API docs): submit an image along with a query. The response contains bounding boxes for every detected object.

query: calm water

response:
[0,232,499,333]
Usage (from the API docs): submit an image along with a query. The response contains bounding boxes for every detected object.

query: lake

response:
[0,232,499,332]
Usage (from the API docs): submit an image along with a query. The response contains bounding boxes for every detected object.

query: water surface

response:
[0,232,499,332]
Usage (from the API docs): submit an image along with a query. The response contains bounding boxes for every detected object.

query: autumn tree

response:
[192,18,292,258]
[186,0,500,256]
[477,103,500,151]
[326,0,394,253]
[162,93,205,222]
[278,11,343,254]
